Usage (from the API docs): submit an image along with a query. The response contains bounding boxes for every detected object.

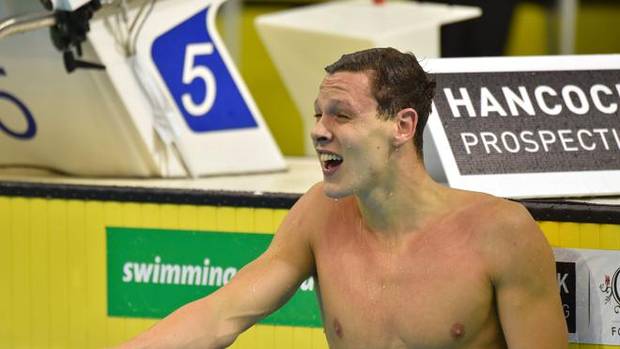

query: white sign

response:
[554,247,620,345]
[424,55,620,198]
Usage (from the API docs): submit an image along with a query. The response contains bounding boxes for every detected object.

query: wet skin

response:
[311,192,509,349]
[305,71,566,348]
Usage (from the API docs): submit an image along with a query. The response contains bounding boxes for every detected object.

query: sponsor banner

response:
[107,227,321,327]
[433,70,620,175]
[425,55,620,198]
[557,261,577,334]
[554,247,620,345]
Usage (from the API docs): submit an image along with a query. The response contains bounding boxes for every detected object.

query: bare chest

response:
[313,226,501,349]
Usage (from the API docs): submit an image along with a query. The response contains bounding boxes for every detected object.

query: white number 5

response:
[181,43,216,117]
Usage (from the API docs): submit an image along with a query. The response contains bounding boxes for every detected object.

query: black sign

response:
[556,261,576,333]
[432,70,620,175]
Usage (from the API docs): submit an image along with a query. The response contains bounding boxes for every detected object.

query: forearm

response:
[114,297,238,349]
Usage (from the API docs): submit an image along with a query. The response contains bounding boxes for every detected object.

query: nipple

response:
[450,323,465,339]
[334,318,344,339]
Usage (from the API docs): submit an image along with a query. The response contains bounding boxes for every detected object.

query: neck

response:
[354,152,448,237]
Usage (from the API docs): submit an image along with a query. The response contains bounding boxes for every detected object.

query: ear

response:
[392,108,418,147]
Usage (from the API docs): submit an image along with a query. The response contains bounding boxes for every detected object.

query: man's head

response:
[312,48,435,199]
[324,47,436,157]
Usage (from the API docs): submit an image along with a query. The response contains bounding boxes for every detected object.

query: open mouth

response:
[319,152,343,173]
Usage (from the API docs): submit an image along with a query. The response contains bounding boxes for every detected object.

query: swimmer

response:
[115,48,568,349]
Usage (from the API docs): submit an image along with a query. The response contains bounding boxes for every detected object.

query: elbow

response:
[212,309,264,349]
[212,319,246,349]
[212,333,238,349]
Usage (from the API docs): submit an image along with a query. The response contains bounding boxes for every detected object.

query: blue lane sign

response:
[151,6,257,133]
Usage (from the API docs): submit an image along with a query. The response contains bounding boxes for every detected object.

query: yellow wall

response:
[506,2,550,56]
[575,2,620,54]
[0,196,327,349]
[216,4,306,156]
[2,194,619,348]
[507,2,620,56]
[540,221,620,251]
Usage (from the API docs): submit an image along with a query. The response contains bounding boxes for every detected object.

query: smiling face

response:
[312,71,396,199]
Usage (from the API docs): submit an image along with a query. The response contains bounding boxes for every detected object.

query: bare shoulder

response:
[444,188,536,230]
[277,182,335,240]
[287,182,333,219]
[460,192,554,281]
[263,182,334,279]
[477,194,542,243]
[440,188,550,272]
[450,189,539,237]
[476,193,537,234]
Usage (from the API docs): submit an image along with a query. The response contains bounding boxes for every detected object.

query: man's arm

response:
[114,184,323,349]
[485,201,568,349]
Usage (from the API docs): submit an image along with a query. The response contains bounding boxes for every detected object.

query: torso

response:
[311,193,509,349]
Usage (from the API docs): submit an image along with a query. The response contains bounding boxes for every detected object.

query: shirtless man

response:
[117,48,568,349]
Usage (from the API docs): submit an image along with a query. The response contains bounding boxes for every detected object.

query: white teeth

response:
[319,153,343,162]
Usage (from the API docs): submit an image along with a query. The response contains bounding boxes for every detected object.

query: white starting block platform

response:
[0,157,321,194]
[1,0,285,178]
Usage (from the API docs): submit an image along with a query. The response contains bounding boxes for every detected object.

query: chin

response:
[322,182,354,199]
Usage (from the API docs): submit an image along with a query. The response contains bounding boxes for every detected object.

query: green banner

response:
[107,227,322,327]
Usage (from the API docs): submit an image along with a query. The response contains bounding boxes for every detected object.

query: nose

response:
[311,115,332,146]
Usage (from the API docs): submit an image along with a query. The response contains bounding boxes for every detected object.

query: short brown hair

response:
[325,48,436,156]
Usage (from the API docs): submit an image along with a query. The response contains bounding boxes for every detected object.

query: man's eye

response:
[313,113,322,119]
[337,114,350,120]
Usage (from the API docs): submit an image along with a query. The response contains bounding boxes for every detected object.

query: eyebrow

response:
[314,99,353,114]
